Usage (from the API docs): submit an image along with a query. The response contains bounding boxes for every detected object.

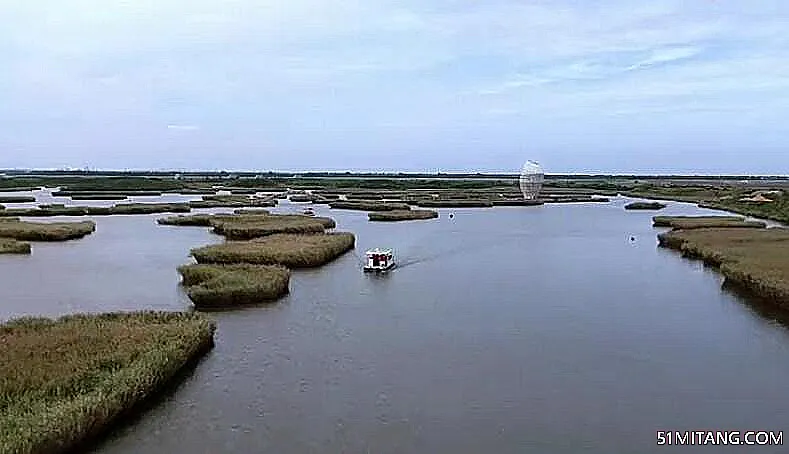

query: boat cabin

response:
[364,248,395,272]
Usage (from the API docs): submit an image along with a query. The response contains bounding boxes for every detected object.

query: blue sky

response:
[1,0,788,174]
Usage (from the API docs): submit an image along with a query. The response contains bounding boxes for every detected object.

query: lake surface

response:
[1,196,787,453]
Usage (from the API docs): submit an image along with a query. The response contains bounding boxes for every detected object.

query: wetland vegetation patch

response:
[191,232,355,268]
[0,220,96,241]
[178,264,291,308]
[0,311,216,454]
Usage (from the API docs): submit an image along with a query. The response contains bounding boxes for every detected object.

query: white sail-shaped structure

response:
[519,160,544,200]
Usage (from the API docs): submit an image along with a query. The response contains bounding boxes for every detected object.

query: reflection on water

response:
[1,197,788,453]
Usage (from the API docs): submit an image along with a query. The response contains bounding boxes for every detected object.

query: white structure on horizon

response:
[519,160,544,200]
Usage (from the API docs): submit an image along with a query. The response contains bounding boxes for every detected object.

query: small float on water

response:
[302,208,315,216]
[363,248,395,273]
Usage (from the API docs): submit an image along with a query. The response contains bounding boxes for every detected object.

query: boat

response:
[363,248,395,272]
[302,208,315,216]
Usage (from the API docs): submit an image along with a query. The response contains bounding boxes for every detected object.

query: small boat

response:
[302,208,315,216]
[363,248,395,272]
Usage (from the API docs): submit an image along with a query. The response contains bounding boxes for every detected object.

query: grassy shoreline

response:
[0,311,216,454]
[658,227,789,307]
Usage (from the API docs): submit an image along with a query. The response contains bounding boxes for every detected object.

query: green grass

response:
[625,201,667,210]
[0,311,215,454]
[178,264,290,308]
[653,216,766,230]
[0,239,31,254]
[192,232,356,268]
[0,221,96,241]
[0,196,36,203]
[658,227,789,306]
[329,201,412,211]
[368,209,439,222]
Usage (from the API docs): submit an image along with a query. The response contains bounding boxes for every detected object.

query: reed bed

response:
[368,209,439,222]
[0,238,31,254]
[345,193,384,200]
[157,214,217,227]
[0,196,36,203]
[233,208,271,215]
[625,201,666,210]
[110,203,192,215]
[653,216,766,230]
[329,201,412,211]
[0,220,96,241]
[415,199,493,208]
[189,195,276,209]
[288,194,312,202]
[211,214,335,240]
[0,311,215,454]
[310,193,340,200]
[192,232,355,268]
[658,227,789,306]
[68,194,129,201]
[53,190,163,197]
[178,264,291,308]
[1,203,192,217]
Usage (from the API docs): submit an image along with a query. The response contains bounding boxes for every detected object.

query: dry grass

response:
[0,311,215,454]
[368,209,439,222]
[189,195,276,209]
[0,203,191,217]
[233,208,271,215]
[653,216,766,230]
[0,220,96,241]
[178,264,290,308]
[658,227,789,306]
[156,214,217,227]
[210,214,335,240]
[0,239,31,254]
[329,201,412,211]
[288,194,312,202]
[191,232,355,268]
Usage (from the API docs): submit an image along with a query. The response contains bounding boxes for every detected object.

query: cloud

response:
[1,0,788,172]
[625,46,703,71]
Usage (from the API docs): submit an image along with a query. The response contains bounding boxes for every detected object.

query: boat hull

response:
[363,263,396,273]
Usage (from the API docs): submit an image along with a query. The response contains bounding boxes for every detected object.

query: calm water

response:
[1,196,788,453]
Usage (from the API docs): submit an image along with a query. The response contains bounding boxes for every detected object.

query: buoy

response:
[449,213,454,219]
[630,236,636,242]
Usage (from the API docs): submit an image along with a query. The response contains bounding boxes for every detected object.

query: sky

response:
[1,0,788,174]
